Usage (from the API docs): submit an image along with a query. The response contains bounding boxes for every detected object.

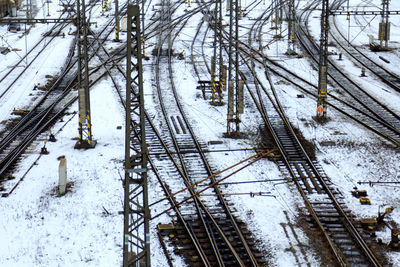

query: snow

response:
[1,0,400,266]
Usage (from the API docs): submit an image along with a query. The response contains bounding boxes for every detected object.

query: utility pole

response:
[123,5,150,267]
[287,0,295,54]
[316,0,329,121]
[227,0,243,137]
[218,0,225,93]
[28,0,33,19]
[75,0,96,149]
[234,0,243,135]
[211,0,223,105]
[227,0,233,135]
[379,0,390,49]
[211,0,218,104]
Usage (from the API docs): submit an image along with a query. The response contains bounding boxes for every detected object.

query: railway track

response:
[228,1,384,265]
[75,1,268,265]
[82,5,223,266]
[295,0,400,147]
[0,0,396,265]
[0,0,76,103]
[330,0,400,93]
[0,0,132,194]
[225,0,400,148]
[149,1,268,265]
[185,0,394,263]
[243,57,381,265]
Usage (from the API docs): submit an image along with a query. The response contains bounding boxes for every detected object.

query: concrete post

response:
[58,157,67,195]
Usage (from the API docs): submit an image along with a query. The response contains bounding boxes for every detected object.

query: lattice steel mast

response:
[75,0,96,148]
[211,0,222,104]
[227,0,243,136]
[123,5,150,267]
[227,0,234,135]
[219,0,225,93]
[379,0,390,49]
[287,0,295,53]
[317,0,329,121]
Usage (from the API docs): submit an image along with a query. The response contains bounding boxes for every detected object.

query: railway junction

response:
[1,0,400,266]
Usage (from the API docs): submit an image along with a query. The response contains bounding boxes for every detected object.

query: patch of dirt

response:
[292,127,316,160]
[295,211,340,266]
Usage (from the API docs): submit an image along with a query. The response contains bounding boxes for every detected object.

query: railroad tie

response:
[301,162,323,193]
[293,162,313,193]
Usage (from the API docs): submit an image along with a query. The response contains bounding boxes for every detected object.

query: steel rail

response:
[152,0,260,265]
[86,13,216,267]
[241,9,348,264]
[242,66,349,266]
[268,1,381,265]
[0,3,74,99]
[330,2,400,93]
[190,19,205,79]
[232,37,400,147]
[209,0,400,148]
[237,2,381,265]
[0,0,129,179]
[192,1,264,265]
[154,1,216,265]
[205,0,386,264]
[297,1,400,126]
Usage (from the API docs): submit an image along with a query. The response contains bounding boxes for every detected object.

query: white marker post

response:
[58,157,67,195]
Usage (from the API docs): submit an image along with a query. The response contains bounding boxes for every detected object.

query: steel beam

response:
[123,5,150,267]
[0,18,74,23]
[331,10,399,16]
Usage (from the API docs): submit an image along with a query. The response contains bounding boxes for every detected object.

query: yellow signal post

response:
[142,38,146,58]
[114,0,120,42]
[211,77,216,105]
[220,65,227,92]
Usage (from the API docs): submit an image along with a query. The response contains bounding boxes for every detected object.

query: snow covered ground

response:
[1,0,400,266]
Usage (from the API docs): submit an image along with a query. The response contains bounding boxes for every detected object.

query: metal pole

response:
[123,5,150,267]
[379,0,390,48]
[383,0,390,49]
[235,0,240,135]
[228,0,233,83]
[75,0,96,149]
[77,0,82,89]
[287,0,295,53]
[76,0,83,144]
[114,0,119,41]
[227,0,234,135]
[317,0,329,121]
[211,0,218,104]
[218,0,223,90]
[29,0,33,19]
[346,0,350,45]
